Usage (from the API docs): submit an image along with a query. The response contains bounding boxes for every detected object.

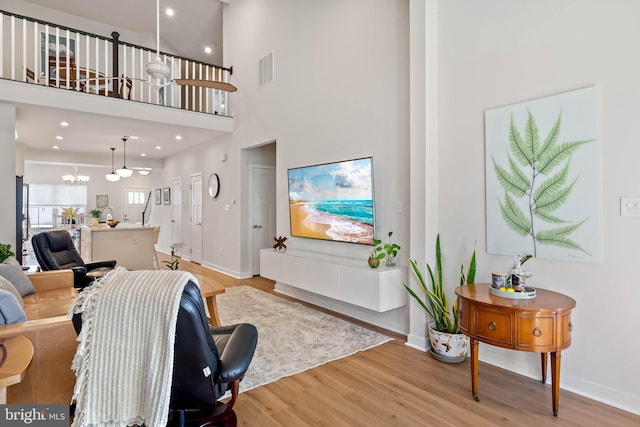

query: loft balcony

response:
[0,9,234,122]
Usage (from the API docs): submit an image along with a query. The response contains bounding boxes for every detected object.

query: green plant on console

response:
[383,231,401,266]
[90,209,102,219]
[403,234,476,333]
[163,243,183,270]
[0,243,16,263]
[369,237,385,260]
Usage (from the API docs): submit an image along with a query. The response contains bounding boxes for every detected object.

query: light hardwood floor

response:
[171,255,639,427]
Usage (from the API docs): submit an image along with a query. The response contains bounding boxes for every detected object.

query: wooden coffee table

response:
[195,276,226,326]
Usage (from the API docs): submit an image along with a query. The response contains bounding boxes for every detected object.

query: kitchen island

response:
[78,224,155,270]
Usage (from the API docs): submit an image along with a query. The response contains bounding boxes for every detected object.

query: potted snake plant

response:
[404,234,476,363]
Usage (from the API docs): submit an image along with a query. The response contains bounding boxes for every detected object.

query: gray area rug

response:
[217,285,393,392]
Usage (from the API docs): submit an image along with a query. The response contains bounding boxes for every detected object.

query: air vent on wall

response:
[259,51,274,87]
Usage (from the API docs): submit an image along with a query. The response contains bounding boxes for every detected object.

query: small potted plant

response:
[383,231,401,267]
[368,237,385,268]
[90,209,102,225]
[403,234,476,362]
[163,243,184,270]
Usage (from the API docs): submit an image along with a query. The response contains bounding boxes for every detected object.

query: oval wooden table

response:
[455,284,576,416]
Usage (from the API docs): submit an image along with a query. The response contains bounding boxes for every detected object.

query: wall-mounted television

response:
[287,157,375,245]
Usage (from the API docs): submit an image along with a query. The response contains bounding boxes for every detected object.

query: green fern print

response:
[492,110,594,256]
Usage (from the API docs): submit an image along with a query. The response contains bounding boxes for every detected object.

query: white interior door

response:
[171,177,182,247]
[121,187,149,223]
[190,173,203,264]
[250,165,276,275]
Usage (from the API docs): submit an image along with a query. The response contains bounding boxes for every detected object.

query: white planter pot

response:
[428,322,469,363]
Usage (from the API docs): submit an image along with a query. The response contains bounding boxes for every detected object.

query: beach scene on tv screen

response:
[288,157,374,245]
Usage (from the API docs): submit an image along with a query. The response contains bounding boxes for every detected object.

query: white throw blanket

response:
[68,267,197,427]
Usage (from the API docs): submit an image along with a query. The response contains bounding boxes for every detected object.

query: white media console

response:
[260,248,407,312]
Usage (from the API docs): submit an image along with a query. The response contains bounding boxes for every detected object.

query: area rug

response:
[216,285,393,392]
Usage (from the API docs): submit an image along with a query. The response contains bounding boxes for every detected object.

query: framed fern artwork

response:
[484,86,601,263]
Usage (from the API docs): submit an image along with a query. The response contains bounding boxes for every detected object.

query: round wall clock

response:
[208,173,220,198]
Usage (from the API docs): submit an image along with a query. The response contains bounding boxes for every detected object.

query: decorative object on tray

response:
[403,234,476,362]
[272,236,287,253]
[107,220,119,228]
[490,254,536,299]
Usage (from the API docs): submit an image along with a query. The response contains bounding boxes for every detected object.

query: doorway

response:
[171,177,182,247]
[121,186,150,224]
[189,173,203,264]
[249,165,276,275]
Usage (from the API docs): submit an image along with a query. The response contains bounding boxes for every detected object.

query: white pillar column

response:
[0,102,17,248]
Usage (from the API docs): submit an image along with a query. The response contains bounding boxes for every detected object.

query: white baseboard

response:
[405,334,428,352]
[478,345,640,416]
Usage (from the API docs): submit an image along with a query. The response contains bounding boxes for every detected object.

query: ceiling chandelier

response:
[145,0,170,80]
[105,147,120,182]
[63,166,89,184]
[116,136,133,178]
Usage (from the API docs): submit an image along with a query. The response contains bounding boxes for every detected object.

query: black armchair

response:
[169,281,258,426]
[31,229,116,289]
[71,280,258,427]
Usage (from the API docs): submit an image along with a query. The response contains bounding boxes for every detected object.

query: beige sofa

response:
[0,269,78,404]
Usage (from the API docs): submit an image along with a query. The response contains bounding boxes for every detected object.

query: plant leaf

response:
[499,192,531,236]
[537,140,594,175]
[533,161,569,205]
[535,223,590,254]
[524,110,541,162]
[533,209,569,223]
[509,114,533,167]
[534,177,577,214]
[492,156,530,197]
[536,111,561,160]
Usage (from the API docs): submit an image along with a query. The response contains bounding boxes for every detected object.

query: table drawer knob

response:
[568,322,573,332]
[488,321,497,331]
[533,326,543,337]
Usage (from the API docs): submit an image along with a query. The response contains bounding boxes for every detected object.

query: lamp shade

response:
[117,167,133,178]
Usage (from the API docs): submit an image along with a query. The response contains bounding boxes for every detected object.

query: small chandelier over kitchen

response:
[62,166,89,184]
[116,136,133,178]
[105,147,120,182]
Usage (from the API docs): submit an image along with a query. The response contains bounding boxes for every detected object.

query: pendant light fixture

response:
[116,136,133,178]
[106,147,120,182]
[62,165,89,184]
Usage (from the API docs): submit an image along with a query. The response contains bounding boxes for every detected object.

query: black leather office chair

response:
[71,280,258,427]
[31,229,116,289]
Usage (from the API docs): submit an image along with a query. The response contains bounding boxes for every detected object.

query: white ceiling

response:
[14,0,226,163]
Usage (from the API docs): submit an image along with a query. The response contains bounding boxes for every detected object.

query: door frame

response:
[189,172,203,264]
[249,164,276,276]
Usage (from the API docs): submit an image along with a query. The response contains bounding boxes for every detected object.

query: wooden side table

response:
[0,336,34,403]
[455,284,576,416]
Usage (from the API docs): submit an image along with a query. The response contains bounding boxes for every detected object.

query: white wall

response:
[224,0,410,264]
[432,0,640,414]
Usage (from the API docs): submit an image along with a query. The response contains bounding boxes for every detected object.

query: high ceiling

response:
[14,0,226,163]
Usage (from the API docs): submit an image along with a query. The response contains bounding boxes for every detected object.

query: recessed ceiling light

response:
[60,121,69,127]
[204,46,212,54]
[175,135,182,140]
[141,153,147,157]
[166,8,174,17]
[155,146,162,150]
[56,135,63,140]
[52,145,59,150]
